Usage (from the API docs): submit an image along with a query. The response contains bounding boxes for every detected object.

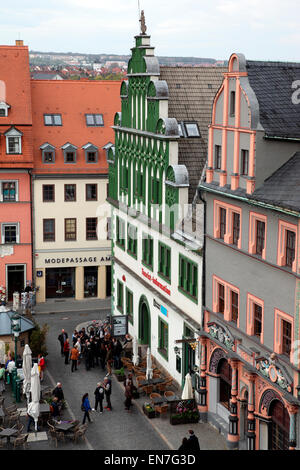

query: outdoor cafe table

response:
[54,422,75,432]
[39,403,51,426]
[0,427,18,446]
[150,396,167,405]
[139,378,164,387]
[165,395,180,403]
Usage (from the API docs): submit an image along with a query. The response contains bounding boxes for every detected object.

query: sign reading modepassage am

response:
[141,267,171,296]
[42,255,111,265]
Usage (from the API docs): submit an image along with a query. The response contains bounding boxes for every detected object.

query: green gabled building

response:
[105,16,225,389]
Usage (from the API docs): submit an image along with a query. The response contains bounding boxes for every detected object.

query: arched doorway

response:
[138,296,151,346]
[269,400,290,450]
[217,358,232,410]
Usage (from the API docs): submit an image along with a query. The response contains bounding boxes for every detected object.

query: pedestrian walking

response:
[63,338,70,365]
[105,344,113,376]
[58,329,68,356]
[124,382,133,412]
[93,382,104,413]
[81,393,93,424]
[186,430,201,453]
[70,345,79,372]
[103,377,112,411]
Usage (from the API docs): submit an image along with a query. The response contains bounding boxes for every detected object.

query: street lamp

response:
[11,311,21,362]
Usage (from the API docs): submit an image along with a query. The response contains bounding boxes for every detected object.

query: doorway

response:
[139,297,151,346]
[182,325,195,385]
[84,266,97,297]
[7,265,25,301]
[269,400,290,450]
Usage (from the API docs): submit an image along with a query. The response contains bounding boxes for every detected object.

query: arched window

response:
[218,358,232,410]
[269,400,289,450]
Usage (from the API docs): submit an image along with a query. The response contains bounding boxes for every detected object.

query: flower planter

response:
[143,404,156,419]
[170,414,199,425]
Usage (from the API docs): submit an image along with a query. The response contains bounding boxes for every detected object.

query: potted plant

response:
[114,366,125,382]
[143,402,156,419]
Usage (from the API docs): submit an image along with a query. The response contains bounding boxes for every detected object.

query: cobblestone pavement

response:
[0,302,227,452]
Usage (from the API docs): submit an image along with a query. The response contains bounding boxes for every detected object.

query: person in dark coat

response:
[103,377,112,411]
[186,430,200,453]
[178,437,189,453]
[112,337,123,369]
[83,341,92,371]
[58,329,68,356]
[50,397,60,422]
[93,382,104,413]
[52,382,64,402]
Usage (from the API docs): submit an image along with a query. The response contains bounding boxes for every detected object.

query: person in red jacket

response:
[37,354,45,381]
[63,338,70,365]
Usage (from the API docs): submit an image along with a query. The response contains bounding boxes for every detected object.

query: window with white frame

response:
[0,101,10,117]
[85,114,104,127]
[0,181,18,202]
[1,223,19,244]
[5,127,22,154]
[44,114,62,126]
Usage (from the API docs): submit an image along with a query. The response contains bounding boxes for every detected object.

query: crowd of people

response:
[55,320,135,424]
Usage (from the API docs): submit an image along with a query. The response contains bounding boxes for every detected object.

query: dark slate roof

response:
[246,60,300,139]
[249,151,300,212]
[160,66,226,203]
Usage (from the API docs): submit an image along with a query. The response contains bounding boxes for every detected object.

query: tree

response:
[29,322,49,357]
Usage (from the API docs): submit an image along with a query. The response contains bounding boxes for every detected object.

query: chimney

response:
[15,40,24,46]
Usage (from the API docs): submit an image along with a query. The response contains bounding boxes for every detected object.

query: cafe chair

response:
[150,392,161,400]
[164,377,173,387]
[72,424,88,443]
[142,384,153,395]
[4,404,17,415]
[6,411,21,427]
[13,433,29,450]
[164,390,175,399]
[156,382,167,393]
[154,403,169,418]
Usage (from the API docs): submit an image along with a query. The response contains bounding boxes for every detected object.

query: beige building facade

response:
[33,175,111,303]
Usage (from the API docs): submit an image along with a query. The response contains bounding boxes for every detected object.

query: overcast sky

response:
[1,0,300,61]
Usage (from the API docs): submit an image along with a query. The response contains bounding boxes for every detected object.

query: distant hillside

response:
[29,50,226,67]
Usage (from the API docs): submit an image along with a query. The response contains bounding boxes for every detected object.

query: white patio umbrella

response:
[27,363,40,432]
[181,372,193,399]
[132,336,139,366]
[22,344,32,405]
[146,347,153,380]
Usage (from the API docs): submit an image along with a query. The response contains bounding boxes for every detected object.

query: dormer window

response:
[40,143,55,164]
[82,143,98,163]
[0,102,10,117]
[4,127,22,154]
[61,143,77,164]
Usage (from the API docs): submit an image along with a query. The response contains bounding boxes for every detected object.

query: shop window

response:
[65,218,76,241]
[43,219,55,242]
